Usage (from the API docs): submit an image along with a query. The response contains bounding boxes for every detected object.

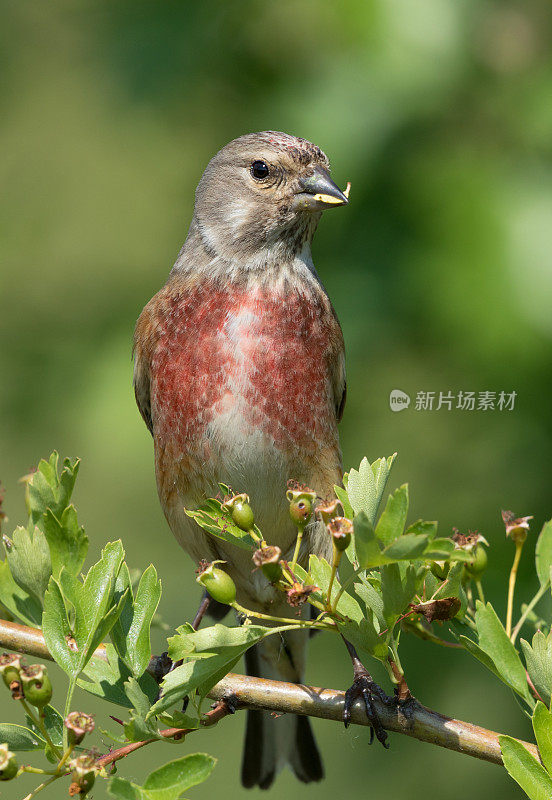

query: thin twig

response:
[0,618,540,768]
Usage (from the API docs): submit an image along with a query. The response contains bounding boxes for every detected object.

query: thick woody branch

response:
[0,619,539,768]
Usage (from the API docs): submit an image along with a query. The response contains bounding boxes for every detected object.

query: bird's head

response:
[192,131,349,266]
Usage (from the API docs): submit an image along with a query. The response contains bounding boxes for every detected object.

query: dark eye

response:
[250,160,270,180]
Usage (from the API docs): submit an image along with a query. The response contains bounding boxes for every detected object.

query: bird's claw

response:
[343,671,391,748]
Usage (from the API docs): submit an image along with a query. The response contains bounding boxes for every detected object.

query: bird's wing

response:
[133,287,169,436]
[328,304,347,423]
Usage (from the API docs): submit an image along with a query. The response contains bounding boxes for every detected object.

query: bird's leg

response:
[191,591,213,631]
[341,637,392,747]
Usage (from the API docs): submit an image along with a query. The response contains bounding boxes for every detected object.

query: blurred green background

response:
[1,0,551,797]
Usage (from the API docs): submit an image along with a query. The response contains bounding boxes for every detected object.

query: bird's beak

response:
[296,167,350,210]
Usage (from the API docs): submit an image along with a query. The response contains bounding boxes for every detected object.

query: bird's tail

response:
[241,629,324,789]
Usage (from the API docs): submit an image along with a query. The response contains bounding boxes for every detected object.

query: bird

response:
[133,131,349,789]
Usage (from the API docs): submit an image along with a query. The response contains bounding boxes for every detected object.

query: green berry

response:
[20,665,52,708]
[231,500,254,532]
[286,489,316,528]
[65,711,95,746]
[0,654,21,689]
[197,564,237,605]
[69,754,96,796]
[252,546,283,583]
[0,743,17,781]
[465,544,488,579]
[328,517,353,551]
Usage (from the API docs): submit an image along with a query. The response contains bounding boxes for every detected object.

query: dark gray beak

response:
[297,166,349,208]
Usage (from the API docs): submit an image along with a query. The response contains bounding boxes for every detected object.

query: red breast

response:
[149,278,340,449]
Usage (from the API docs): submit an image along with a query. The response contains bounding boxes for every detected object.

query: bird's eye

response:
[250,160,270,180]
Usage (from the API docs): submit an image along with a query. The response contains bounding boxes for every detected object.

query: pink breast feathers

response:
[150,280,339,454]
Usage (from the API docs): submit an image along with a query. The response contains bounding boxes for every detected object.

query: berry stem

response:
[290,526,304,573]
[506,540,524,637]
[19,699,62,760]
[326,545,342,611]
[511,578,550,643]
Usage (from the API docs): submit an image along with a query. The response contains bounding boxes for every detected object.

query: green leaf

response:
[381,563,417,628]
[108,754,216,800]
[521,631,552,708]
[500,735,552,800]
[354,512,384,569]
[0,723,45,750]
[405,520,438,538]
[111,564,162,678]
[375,485,409,546]
[79,645,145,707]
[464,602,533,705]
[143,753,216,798]
[338,616,388,661]
[344,454,397,525]
[306,555,363,621]
[345,458,376,519]
[384,532,429,560]
[435,562,465,600]
[27,453,80,525]
[3,525,51,604]
[184,497,258,550]
[533,702,552,775]
[0,558,43,627]
[353,579,385,630]
[153,624,288,716]
[536,521,552,588]
[334,485,353,519]
[25,705,63,750]
[43,541,126,677]
[108,777,145,799]
[41,506,88,578]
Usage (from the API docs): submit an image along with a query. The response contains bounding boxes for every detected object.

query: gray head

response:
[190,131,348,266]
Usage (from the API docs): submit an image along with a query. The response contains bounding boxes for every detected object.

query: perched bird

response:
[134,131,349,788]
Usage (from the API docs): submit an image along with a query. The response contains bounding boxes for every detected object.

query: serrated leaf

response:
[79,644,158,707]
[405,520,438,538]
[0,558,43,627]
[462,602,533,705]
[354,512,384,569]
[111,564,162,677]
[306,555,363,621]
[536,521,552,588]
[375,485,409,546]
[338,616,388,661]
[381,563,417,628]
[346,458,376,519]
[533,702,552,775]
[27,453,80,525]
[184,498,258,550]
[383,533,429,560]
[4,525,51,603]
[334,485,353,519]
[435,562,465,600]
[154,624,289,716]
[42,506,88,578]
[500,735,552,800]
[353,579,385,630]
[43,541,125,677]
[0,723,45,750]
[521,631,552,708]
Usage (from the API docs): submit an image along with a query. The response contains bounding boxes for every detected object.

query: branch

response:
[0,618,539,768]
